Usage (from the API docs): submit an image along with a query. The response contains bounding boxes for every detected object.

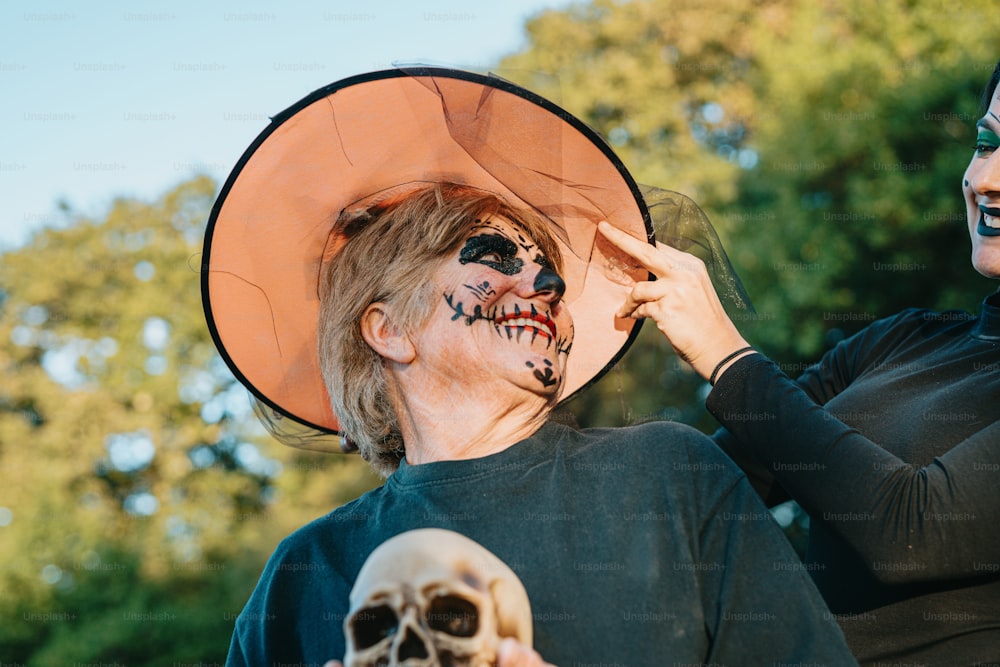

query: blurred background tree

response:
[499,0,1000,431]
[2,0,999,663]
[0,176,379,664]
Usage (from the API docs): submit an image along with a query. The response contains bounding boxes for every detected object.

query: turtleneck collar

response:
[388,420,564,489]
[972,290,1000,341]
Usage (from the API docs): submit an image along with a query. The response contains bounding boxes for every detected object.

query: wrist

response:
[708,345,756,385]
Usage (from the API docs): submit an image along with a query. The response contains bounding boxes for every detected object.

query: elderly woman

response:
[204,69,855,666]
[601,60,1000,664]
[317,184,574,473]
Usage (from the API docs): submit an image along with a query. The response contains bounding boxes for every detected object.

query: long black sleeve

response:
[708,353,1000,584]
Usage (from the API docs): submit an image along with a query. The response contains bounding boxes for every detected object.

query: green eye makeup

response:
[975,128,1000,155]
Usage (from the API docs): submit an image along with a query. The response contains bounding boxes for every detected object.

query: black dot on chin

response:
[525,361,535,368]
[543,359,552,367]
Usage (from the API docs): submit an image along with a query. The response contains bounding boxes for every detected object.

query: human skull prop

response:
[344,528,533,667]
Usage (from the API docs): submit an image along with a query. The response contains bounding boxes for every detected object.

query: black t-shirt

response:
[226,420,855,666]
[710,293,1000,665]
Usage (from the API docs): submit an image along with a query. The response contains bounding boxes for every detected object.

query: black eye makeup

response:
[459,234,524,276]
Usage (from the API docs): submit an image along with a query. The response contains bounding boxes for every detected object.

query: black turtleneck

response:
[709,293,1000,665]
[225,420,856,666]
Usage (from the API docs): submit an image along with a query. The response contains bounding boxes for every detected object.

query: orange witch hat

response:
[202,67,659,452]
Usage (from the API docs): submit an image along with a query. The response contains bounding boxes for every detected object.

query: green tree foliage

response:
[500,0,1000,429]
[0,177,379,664]
[4,1,1000,660]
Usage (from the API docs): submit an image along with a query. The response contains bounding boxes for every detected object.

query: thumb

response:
[498,637,556,667]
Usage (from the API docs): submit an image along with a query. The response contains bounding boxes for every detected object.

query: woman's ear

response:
[360,303,416,364]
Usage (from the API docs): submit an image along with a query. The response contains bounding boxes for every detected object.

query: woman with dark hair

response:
[601,59,1000,664]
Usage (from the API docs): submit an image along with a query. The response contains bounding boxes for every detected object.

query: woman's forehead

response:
[467,215,540,247]
[469,214,522,234]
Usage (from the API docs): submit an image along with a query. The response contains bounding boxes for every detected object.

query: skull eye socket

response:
[350,604,398,648]
[427,595,479,637]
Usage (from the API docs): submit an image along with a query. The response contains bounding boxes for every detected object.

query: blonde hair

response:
[318,182,562,476]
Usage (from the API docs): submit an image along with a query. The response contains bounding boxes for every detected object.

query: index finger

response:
[597,220,686,277]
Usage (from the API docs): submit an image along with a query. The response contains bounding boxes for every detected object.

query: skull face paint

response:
[343,528,533,667]
[422,216,573,398]
[459,232,525,276]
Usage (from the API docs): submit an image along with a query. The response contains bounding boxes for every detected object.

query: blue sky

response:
[0,0,568,250]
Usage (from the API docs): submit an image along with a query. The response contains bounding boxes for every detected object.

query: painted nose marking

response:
[534,267,566,299]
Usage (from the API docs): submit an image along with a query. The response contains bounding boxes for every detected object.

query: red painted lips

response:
[495,305,556,341]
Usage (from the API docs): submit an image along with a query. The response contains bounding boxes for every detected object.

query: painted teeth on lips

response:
[495,307,556,340]
[981,205,1000,229]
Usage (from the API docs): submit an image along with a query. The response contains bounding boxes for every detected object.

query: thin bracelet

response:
[709,346,755,385]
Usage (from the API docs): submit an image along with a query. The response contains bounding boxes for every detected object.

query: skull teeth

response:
[502,317,553,339]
